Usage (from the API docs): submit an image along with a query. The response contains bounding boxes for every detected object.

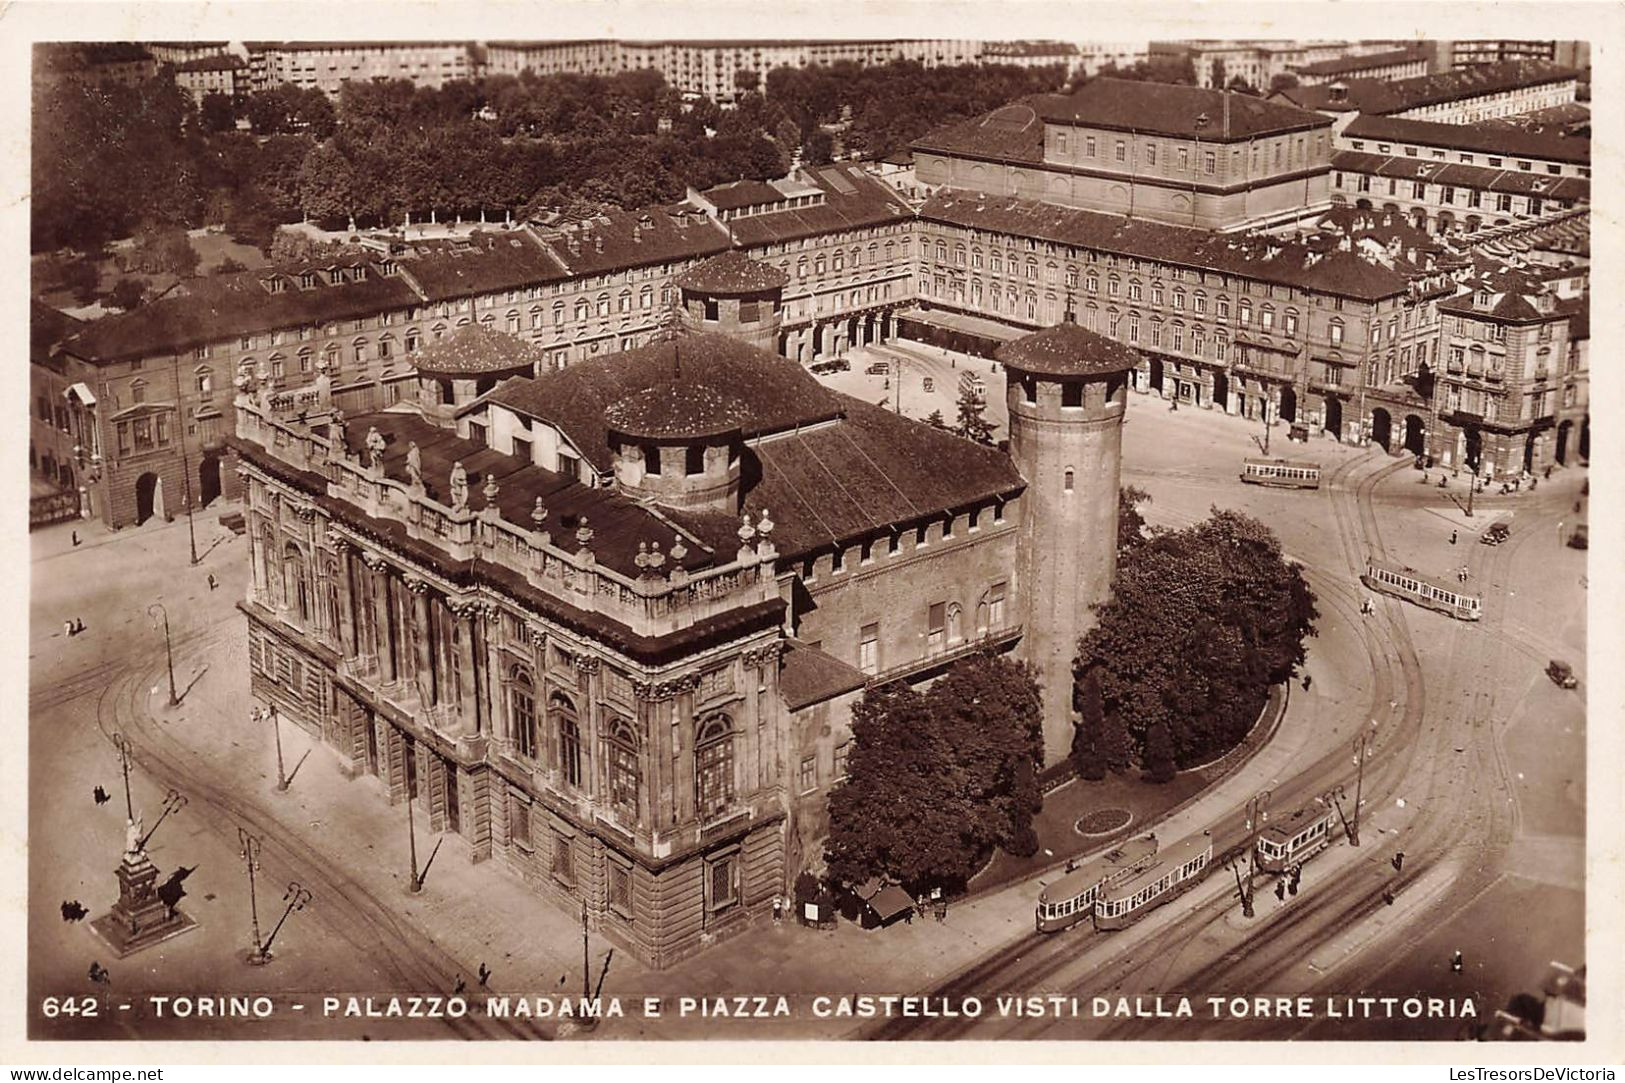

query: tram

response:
[1362,555,1482,621]
[1094,832,1214,931]
[1255,804,1339,874]
[1240,458,1322,489]
[1035,835,1158,933]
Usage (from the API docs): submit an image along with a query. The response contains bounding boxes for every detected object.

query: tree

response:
[954,384,995,445]
[826,651,1043,893]
[733,69,761,97]
[130,225,199,277]
[213,257,248,274]
[925,409,947,430]
[106,278,147,311]
[1119,485,1151,554]
[1142,721,1177,784]
[1071,667,1107,780]
[802,129,836,166]
[1268,72,1301,95]
[42,255,102,304]
[1226,75,1259,96]
[199,91,236,133]
[1210,58,1227,89]
[1076,509,1317,773]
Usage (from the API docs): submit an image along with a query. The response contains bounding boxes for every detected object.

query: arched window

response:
[1063,467,1075,492]
[551,693,582,788]
[195,367,213,395]
[947,602,963,643]
[510,667,537,759]
[257,523,278,599]
[283,543,309,622]
[605,717,640,823]
[695,713,735,820]
[130,378,147,405]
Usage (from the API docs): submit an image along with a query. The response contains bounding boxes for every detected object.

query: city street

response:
[27,354,1586,1041]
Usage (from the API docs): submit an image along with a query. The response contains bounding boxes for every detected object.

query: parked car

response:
[1546,660,1578,689]
[1567,523,1588,550]
[865,362,890,376]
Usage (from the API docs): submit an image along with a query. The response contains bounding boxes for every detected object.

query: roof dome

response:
[604,381,752,441]
[413,323,546,377]
[994,320,1140,376]
[674,250,790,295]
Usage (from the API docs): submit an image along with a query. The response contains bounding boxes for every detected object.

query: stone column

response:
[365,554,396,686]
[329,536,358,659]
[451,602,478,738]
[407,577,435,708]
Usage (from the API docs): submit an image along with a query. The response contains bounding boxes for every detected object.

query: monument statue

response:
[124,816,145,859]
[449,461,469,511]
[365,426,387,470]
[405,441,423,487]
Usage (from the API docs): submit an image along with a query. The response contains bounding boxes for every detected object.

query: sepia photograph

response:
[10,2,1617,1060]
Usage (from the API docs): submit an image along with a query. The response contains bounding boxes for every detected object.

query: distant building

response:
[243,41,477,95]
[1150,39,1361,90]
[1075,42,1150,78]
[146,42,232,66]
[1272,60,1579,125]
[36,43,158,88]
[913,78,1335,233]
[1291,45,1430,86]
[173,54,249,104]
[979,41,1080,75]
[1443,40,1589,71]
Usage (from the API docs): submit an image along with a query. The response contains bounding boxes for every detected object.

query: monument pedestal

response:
[89,851,198,958]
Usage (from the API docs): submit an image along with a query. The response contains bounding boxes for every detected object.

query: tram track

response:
[75,626,551,1041]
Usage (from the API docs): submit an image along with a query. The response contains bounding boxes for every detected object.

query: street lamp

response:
[1349,733,1375,846]
[238,827,270,965]
[258,705,289,792]
[111,732,135,822]
[168,353,200,567]
[1241,788,1272,914]
[137,789,187,851]
[147,603,179,707]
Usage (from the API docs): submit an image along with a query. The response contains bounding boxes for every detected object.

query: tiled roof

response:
[535,208,731,278]
[712,396,1025,561]
[411,322,545,376]
[778,640,868,712]
[31,302,82,373]
[176,54,247,72]
[332,410,718,579]
[994,320,1140,376]
[482,333,845,474]
[1343,113,1590,165]
[60,261,423,365]
[721,165,914,246]
[1277,60,1579,115]
[674,250,790,294]
[1292,45,1429,77]
[397,230,566,302]
[1038,78,1332,141]
[912,97,1056,165]
[603,382,752,440]
[703,180,785,212]
[1436,289,1546,323]
[1332,150,1590,201]
[921,189,1411,301]
[1463,208,1590,257]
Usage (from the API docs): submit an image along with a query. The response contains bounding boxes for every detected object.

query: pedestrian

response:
[1544,465,1552,480]
[71,530,81,547]
[207,573,218,591]
[64,619,75,638]
[1451,950,1464,974]
[1574,500,1582,514]
[1450,529,1458,545]
[453,975,466,995]
[75,618,86,635]
[1301,673,1312,692]
[1392,851,1405,873]
[1382,890,1395,907]
[478,962,491,987]
[771,896,783,925]
[1275,880,1286,901]
[88,961,109,986]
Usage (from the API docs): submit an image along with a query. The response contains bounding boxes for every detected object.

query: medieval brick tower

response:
[996,319,1137,764]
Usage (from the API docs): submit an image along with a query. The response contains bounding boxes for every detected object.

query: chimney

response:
[1329,81,1349,103]
[594,235,603,254]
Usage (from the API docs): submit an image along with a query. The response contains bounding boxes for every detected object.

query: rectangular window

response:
[1114,140,1127,162]
[706,852,739,912]
[607,860,633,917]
[508,789,531,848]
[552,832,574,883]
[859,623,878,675]
[834,741,850,780]
[928,602,946,652]
[799,755,817,793]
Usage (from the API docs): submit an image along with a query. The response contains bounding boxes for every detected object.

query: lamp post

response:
[147,603,179,707]
[1350,732,1375,846]
[258,705,289,792]
[111,732,135,822]
[406,780,422,894]
[168,353,200,567]
[137,789,187,851]
[1242,788,1272,913]
[238,827,269,965]
[260,882,313,961]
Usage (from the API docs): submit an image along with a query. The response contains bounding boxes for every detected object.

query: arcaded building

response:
[232,251,1126,966]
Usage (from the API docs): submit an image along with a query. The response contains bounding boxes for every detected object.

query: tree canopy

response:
[1074,509,1317,778]
[825,650,1043,892]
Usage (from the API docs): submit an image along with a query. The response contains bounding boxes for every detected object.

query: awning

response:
[866,884,916,922]
[65,382,97,406]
